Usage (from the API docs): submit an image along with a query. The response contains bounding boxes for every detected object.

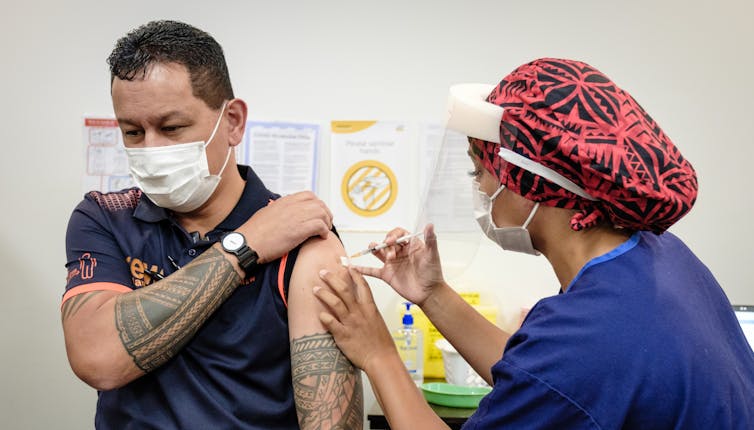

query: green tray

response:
[420,382,492,408]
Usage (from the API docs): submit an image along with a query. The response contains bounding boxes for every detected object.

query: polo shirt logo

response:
[126,256,163,288]
[65,252,97,283]
[79,253,97,280]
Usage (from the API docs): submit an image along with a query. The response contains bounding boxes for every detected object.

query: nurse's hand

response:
[353,224,445,307]
[314,267,395,373]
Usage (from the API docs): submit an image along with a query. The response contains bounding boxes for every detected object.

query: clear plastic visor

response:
[414,84,502,280]
[417,83,598,280]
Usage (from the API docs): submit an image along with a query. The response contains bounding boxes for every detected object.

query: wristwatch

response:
[221,232,259,275]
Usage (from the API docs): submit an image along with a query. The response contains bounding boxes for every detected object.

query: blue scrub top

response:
[463,231,754,429]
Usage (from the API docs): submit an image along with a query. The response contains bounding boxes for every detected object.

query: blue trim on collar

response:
[564,231,641,292]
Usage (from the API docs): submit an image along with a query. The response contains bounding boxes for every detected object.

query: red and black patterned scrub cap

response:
[471,58,698,233]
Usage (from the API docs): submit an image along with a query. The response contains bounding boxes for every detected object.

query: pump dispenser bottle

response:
[393,302,424,386]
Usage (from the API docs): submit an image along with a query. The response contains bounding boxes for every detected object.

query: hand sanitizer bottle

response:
[393,302,424,386]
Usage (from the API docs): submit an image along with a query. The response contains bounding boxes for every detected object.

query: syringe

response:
[348,231,424,259]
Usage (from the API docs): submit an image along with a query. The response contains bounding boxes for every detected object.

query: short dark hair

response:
[107,20,234,109]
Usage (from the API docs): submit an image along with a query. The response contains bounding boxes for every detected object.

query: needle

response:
[348,231,424,259]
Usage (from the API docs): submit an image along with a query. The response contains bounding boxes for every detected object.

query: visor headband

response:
[498,147,597,201]
[445,83,502,143]
[446,83,597,202]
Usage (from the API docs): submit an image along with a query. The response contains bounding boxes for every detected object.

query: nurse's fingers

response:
[351,264,383,281]
[384,227,410,244]
[349,266,375,305]
[318,269,357,309]
[372,227,410,257]
[313,286,349,322]
[318,310,337,330]
[317,307,347,342]
[425,223,437,245]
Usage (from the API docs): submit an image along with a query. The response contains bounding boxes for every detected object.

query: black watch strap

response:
[221,232,259,275]
[235,246,259,275]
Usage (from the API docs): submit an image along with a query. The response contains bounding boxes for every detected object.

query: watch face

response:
[222,232,245,251]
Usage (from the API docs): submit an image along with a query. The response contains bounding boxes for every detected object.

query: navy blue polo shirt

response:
[64,165,301,429]
[463,231,754,429]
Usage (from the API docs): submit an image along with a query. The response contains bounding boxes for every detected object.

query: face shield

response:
[414,84,504,280]
[417,84,599,278]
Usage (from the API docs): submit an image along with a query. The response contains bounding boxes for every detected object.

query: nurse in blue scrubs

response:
[314,58,754,429]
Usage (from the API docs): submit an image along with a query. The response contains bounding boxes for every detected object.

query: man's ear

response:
[225,98,248,147]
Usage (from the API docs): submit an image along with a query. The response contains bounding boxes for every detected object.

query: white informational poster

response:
[330,121,411,231]
[243,121,320,195]
[418,123,476,232]
[82,117,133,194]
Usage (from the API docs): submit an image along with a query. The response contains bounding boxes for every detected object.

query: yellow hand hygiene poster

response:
[330,121,411,231]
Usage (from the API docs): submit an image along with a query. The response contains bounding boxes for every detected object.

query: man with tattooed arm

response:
[61,20,362,429]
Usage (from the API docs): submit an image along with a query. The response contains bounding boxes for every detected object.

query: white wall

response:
[1,0,752,428]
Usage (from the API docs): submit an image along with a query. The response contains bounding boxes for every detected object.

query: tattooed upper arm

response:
[291,333,363,429]
[287,233,364,429]
[61,291,106,322]
[61,290,121,324]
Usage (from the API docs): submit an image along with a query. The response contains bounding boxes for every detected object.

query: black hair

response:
[107,20,234,109]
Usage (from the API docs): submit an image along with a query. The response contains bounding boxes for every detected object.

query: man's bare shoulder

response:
[287,232,346,334]
[295,232,346,270]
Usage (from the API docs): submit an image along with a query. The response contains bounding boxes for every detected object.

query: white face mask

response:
[125,102,232,213]
[472,179,541,256]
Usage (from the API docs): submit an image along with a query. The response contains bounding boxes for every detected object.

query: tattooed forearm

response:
[114,247,241,372]
[291,333,363,430]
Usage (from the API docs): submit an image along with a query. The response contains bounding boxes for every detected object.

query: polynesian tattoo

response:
[61,290,105,321]
[114,247,241,372]
[291,333,363,430]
